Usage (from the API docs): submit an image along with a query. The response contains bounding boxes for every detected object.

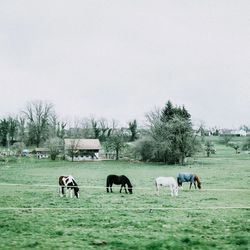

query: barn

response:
[33,148,50,159]
[64,139,101,161]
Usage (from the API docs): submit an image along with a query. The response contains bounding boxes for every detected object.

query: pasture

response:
[0,142,249,249]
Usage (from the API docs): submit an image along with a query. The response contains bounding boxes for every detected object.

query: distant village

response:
[196,128,250,137]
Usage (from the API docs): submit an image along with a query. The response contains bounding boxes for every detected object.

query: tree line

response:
[0,100,202,164]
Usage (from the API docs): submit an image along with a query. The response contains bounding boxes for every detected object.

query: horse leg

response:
[119,185,127,193]
[189,182,192,189]
[175,185,179,196]
[110,184,113,193]
[194,182,197,189]
[106,179,110,192]
[156,184,160,196]
[61,186,65,197]
[70,188,73,198]
[59,186,62,197]
[124,185,128,194]
[170,186,174,197]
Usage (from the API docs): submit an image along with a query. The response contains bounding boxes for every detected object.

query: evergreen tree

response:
[161,100,191,122]
[128,119,138,141]
[0,118,9,146]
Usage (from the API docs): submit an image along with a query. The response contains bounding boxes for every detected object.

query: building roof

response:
[64,139,101,150]
[33,148,50,153]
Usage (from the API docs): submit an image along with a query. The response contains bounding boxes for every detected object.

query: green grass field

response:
[0,141,249,249]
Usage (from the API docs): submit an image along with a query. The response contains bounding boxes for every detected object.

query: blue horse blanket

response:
[177,173,195,183]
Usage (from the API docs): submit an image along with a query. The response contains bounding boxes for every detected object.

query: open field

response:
[0,141,249,249]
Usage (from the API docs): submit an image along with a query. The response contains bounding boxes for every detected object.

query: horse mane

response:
[59,175,79,190]
[126,178,132,188]
[123,175,132,187]
[72,179,78,186]
[72,179,79,191]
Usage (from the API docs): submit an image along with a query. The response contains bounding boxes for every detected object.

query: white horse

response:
[155,177,178,197]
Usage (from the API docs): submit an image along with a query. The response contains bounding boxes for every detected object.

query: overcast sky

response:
[0,1,249,128]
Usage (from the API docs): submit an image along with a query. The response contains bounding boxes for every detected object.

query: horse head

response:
[177,177,182,187]
[195,175,202,189]
[126,178,133,194]
[128,186,133,194]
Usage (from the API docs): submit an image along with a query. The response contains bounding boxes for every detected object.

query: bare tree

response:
[220,134,233,146]
[49,112,58,138]
[79,118,93,138]
[45,137,64,160]
[23,100,54,147]
[66,118,83,139]
[108,130,126,160]
[65,139,80,162]
[57,121,67,139]
[204,140,215,157]
[228,142,240,154]
[99,118,109,141]
[196,121,206,142]
[18,116,26,143]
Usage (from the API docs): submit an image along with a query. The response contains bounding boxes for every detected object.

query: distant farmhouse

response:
[33,148,50,159]
[195,128,250,137]
[219,129,247,137]
[64,139,101,161]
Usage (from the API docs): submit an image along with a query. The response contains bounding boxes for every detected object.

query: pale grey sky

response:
[0,1,249,128]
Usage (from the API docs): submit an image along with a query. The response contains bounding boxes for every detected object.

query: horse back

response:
[107,174,117,185]
[156,176,177,186]
[59,175,77,187]
[107,175,131,186]
[177,173,194,182]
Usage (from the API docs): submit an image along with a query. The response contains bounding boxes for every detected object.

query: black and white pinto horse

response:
[177,172,201,189]
[59,175,80,198]
[106,175,133,194]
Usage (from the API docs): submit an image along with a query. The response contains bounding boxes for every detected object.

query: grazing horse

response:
[59,175,80,198]
[106,175,133,194]
[177,173,201,189]
[155,177,178,197]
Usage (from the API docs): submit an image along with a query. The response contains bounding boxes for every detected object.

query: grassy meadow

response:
[0,139,249,249]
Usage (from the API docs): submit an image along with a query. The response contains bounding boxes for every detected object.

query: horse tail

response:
[106,175,110,192]
[58,176,63,186]
[58,176,65,196]
[177,176,182,187]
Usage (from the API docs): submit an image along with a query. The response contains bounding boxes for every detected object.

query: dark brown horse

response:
[59,175,80,198]
[106,175,133,194]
